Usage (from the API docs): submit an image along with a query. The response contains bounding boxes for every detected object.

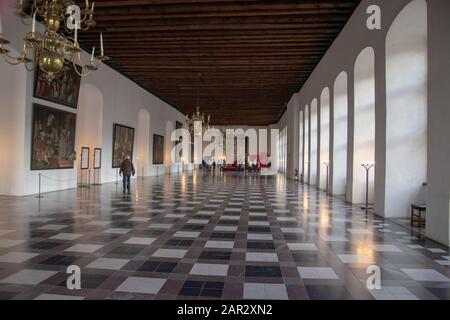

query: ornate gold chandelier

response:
[0,0,108,80]
[184,73,211,134]
[185,106,211,135]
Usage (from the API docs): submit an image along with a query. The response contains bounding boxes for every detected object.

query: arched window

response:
[76,84,103,184]
[352,47,375,204]
[333,72,348,196]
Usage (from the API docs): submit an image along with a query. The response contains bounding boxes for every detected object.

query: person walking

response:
[119,155,135,194]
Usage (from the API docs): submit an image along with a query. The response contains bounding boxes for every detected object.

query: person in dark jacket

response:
[119,155,135,194]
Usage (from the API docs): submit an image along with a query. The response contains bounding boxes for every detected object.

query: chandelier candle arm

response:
[0,0,104,79]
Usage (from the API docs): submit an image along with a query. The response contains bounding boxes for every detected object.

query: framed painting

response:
[34,63,82,109]
[94,148,102,169]
[81,147,90,170]
[31,104,77,170]
[112,124,135,168]
[153,134,164,165]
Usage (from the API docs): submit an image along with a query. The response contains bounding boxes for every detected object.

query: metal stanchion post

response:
[361,162,375,211]
[36,173,43,199]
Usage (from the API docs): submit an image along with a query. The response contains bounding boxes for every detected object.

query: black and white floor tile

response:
[0,172,449,300]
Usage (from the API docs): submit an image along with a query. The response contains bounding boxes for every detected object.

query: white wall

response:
[385,0,428,218]
[0,47,27,195]
[352,47,376,205]
[332,72,348,196]
[76,83,103,184]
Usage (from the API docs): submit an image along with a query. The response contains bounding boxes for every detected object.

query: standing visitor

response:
[119,155,135,194]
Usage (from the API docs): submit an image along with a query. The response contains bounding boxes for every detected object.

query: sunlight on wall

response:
[353,47,375,204]
[385,0,427,218]
[333,71,348,196]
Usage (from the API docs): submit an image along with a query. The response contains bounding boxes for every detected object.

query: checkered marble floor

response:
[0,172,449,300]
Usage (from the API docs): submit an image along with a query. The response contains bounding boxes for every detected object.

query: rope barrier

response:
[36,173,79,200]
[39,174,78,183]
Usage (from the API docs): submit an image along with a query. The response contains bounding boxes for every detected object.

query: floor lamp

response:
[361,162,375,210]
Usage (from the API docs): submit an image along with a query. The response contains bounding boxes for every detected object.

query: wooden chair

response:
[411,204,427,229]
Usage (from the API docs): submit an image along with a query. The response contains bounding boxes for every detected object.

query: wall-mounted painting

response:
[34,64,82,109]
[31,104,77,170]
[112,124,135,168]
[153,134,164,165]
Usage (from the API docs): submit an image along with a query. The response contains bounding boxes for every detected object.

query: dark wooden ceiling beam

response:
[72,0,361,125]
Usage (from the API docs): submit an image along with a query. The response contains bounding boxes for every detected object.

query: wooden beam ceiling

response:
[73,0,361,125]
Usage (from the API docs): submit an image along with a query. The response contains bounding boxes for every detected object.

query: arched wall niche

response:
[332,71,349,196]
[385,0,428,218]
[319,87,330,191]
[136,109,151,177]
[76,83,103,184]
[352,47,376,204]
[304,105,310,183]
[310,99,319,186]
[164,120,176,173]
[299,109,304,178]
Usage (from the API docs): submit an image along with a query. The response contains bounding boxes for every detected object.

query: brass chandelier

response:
[0,0,108,80]
[185,104,211,136]
[185,107,211,127]
[184,74,211,135]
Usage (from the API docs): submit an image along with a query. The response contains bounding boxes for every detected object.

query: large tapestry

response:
[112,124,135,168]
[31,104,77,170]
[34,64,81,109]
[153,134,164,165]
